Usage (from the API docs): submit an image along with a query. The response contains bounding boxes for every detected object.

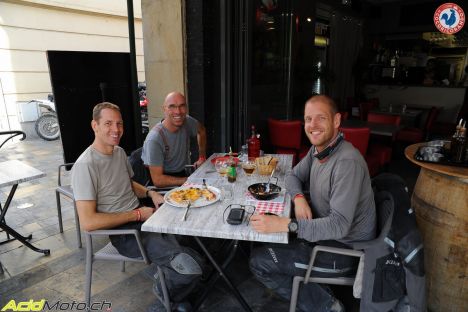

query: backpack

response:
[360,173,426,312]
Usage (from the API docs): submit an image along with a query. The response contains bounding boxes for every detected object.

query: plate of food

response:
[164,185,221,208]
[210,156,240,165]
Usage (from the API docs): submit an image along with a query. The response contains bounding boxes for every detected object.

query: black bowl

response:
[248,183,282,200]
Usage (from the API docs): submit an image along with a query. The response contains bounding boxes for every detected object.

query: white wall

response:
[0,0,144,130]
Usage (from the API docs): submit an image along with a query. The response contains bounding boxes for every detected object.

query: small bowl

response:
[248,183,282,200]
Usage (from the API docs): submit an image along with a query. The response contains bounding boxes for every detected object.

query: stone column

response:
[141,0,186,127]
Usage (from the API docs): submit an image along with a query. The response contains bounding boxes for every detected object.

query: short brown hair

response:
[305,95,338,115]
[92,102,120,122]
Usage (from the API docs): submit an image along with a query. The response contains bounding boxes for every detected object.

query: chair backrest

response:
[359,102,377,121]
[424,106,439,132]
[367,112,401,126]
[267,118,302,150]
[340,127,370,157]
[339,111,349,121]
[128,147,151,186]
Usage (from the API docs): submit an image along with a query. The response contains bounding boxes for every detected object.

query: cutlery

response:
[202,179,208,189]
[182,200,192,221]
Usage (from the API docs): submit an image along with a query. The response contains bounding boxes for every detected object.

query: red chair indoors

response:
[268,118,302,164]
[340,127,380,177]
[367,113,401,126]
[367,113,401,167]
[396,107,439,143]
[359,102,377,121]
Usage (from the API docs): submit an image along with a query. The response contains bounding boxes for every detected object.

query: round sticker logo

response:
[434,3,465,34]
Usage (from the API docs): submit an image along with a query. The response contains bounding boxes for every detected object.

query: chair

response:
[367,113,401,167]
[396,106,439,143]
[84,229,171,311]
[339,111,349,121]
[56,163,82,248]
[289,190,394,312]
[267,118,302,164]
[340,127,380,177]
[359,102,377,121]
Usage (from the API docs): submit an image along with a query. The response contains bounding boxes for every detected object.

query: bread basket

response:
[255,156,278,175]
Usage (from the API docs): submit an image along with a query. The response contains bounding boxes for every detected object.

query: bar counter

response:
[405,143,467,311]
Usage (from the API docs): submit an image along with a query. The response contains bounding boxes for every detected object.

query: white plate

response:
[164,185,221,208]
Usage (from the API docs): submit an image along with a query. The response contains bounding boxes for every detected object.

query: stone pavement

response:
[0,136,291,312]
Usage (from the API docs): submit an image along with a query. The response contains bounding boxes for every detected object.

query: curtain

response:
[328,11,363,110]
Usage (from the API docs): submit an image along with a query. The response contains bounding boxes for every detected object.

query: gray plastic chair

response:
[289,192,394,312]
[84,229,171,311]
[56,163,82,248]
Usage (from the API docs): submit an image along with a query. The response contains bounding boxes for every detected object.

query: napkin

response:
[245,191,286,215]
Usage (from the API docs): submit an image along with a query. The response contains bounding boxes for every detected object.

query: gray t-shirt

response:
[141,115,198,173]
[286,140,376,244]
[71,146,140,213]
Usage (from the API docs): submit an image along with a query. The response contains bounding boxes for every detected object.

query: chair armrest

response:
[304,245,364,284]
[85,229,149,263]
[58,163,75,186]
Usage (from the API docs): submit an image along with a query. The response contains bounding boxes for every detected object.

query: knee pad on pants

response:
[170,252,202,275]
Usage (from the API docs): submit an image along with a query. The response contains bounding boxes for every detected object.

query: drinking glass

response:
[241,159,256,176]
[215,159,229,177]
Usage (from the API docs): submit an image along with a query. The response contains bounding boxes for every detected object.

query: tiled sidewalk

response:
[0,137,289,312]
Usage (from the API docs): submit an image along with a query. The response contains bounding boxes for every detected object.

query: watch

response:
[288,218,298,233]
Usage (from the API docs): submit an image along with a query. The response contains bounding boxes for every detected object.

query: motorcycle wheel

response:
[35,113,60,141]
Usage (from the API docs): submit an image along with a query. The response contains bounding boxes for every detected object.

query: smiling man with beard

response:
[249,95,376,312]
[142,92,207,188]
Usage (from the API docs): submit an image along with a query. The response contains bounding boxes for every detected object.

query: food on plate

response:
[169,187,216,204]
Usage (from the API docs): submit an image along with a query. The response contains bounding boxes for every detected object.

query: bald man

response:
[142,92,207,187]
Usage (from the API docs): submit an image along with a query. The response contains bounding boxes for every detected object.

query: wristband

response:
[198,155,206,162]
[146,189,152,198]
[135,209,141,222]
[293,194,305,201]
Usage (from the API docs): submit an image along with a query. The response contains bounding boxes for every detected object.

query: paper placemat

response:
[245,191,286,216]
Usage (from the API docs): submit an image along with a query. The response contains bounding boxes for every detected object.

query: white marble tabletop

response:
[0,160,46,188]
[142,154,293,244]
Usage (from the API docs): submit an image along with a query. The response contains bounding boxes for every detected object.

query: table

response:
[341,119,400,137]
[405,144,468,311]
[143,154,293,311]
[371,108,423,127]
[0,160,49,255]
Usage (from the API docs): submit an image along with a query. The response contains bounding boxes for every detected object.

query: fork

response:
[181,200,192,221]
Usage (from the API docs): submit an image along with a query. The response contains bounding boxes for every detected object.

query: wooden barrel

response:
[406,144,468,312]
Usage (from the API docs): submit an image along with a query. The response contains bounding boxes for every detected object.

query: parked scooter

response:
[33,96,60,141]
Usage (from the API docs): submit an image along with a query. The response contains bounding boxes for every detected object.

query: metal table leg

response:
[193,237,252,312]
[0,184,50,255]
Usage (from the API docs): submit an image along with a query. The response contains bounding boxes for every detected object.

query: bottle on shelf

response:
[247,125,261,158]
[453,122,466,163]
[450,119,463,161]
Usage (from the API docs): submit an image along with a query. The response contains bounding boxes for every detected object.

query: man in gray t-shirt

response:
[72,102,206,311]
[141,91,207,187]
[249,95,376,312]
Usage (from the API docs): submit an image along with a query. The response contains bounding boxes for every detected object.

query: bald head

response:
[305,95,338,115]
[162,91,187,130]
[164,92,185,107]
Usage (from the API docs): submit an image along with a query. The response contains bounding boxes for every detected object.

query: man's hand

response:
[250,215,290,233]
[149,190,165,206]
[193,156,206,169]
[294,197,313,220]
[138,207,156,221]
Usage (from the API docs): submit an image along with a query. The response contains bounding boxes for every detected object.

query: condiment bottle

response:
[247,125,261,158]
[227,162,237,183]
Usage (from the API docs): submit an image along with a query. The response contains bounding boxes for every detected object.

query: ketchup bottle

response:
[247,125,261,158]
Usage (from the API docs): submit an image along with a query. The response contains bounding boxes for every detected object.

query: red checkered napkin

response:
[244,191,285,215]
[255,201,285,216]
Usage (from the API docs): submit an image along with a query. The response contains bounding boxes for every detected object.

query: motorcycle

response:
[33,99,60,141]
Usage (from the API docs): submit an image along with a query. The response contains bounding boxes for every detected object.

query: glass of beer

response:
[241,159,256,176]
